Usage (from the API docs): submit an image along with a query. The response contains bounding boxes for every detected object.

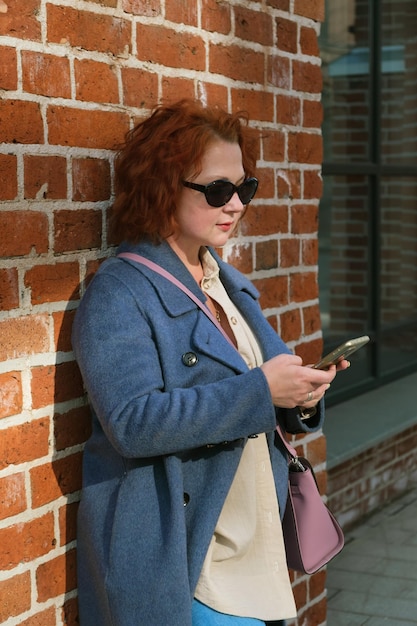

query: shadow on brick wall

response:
[52,283,94,625]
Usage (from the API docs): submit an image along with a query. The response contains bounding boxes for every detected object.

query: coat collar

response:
[116,240,259,311]
[116,240,258,373]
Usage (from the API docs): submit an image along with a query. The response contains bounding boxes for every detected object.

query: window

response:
[319,0,417,404]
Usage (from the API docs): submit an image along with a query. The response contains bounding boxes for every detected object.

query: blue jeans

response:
[192,600,285,626]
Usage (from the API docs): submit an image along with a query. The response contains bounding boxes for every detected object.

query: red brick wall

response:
[328,423,417,531]
[0,1,326,624]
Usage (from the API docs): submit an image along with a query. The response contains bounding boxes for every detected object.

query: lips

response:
[217,222,233,230]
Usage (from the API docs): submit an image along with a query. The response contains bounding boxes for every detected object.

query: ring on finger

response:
[306,391,314,403]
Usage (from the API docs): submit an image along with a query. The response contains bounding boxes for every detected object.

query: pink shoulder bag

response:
[118,251,345,574]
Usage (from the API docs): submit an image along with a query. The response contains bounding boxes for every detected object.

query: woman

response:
[72,99,347,626]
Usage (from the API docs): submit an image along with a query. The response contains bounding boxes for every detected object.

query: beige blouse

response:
[195,249,297,621]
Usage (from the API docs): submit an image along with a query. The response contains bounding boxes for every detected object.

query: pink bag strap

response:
[118,250,300,460]
[117,252,235,348]
[275,425,299,460]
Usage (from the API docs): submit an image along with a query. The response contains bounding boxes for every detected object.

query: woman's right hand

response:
[260,353,337,409]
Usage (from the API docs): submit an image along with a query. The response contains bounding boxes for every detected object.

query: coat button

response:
[182,352,198,367]
[183,493,190,506]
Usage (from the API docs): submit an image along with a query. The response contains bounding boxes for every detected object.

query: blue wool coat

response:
[72,240,323,626]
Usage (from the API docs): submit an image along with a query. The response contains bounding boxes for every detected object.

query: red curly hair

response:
[110,99,257,244]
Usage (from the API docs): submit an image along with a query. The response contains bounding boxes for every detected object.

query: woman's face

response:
[170,139,246,260]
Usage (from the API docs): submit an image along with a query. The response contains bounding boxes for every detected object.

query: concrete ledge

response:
[324,372,417,469]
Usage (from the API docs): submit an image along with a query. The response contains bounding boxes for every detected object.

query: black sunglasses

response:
[182,177,258,208]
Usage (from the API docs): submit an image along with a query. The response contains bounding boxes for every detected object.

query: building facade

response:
[0,1,327,624]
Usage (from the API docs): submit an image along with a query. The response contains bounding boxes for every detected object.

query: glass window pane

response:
[320,0,370,162]
[381,1,417,164]
[319,175,371,339]
[380,177,417,374]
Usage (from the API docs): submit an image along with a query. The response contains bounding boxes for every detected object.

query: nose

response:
[224,191,245,213]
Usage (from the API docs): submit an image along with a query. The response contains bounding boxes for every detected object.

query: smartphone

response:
[313,335,370,370]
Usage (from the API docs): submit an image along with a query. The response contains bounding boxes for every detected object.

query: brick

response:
[242,205,289,237]
[291,204,318,234]
[0,513,55,570]
[121,67,158,108]
[304,169,323,198]
[31,453,83,508]
[56,208,102,253]
[255,239,278,270]
[22,51,71,98]
[47,106,130,149]
[161,76,195,104]
[302,237,318,265]
[267,53,290,89]
[262,130,285,162]
[54,405,92,451]
[300,26,320,57]
[303,99,323,128]
[225,242,253,274]
[0,0,41,40]
[197,82,229,110]
[59,501,79,547]
[0,371,22,420]
[122,0,160,16]
[0,100,44,144]
[307,596,327,626]
[0,210,48,257]
[0,154,18,200]
[294,337,323,366]
[0,572,31,623]
[210,43,264,83]
[0,268,19,310]
[75,59,119,104]
[0,473,27,520]
[53,309,76,353]
[290,271,318,302]
[232,89,274,123]
[280,308,302,343]
[136,24,205,70]
[276,17,297,53]
[294,0,324,22]
[277,94,301,126]
[277,169,301,200]
[0,314,50,361]
[235,6,273,46]
[201,0,231,34]
[254,275,289,309]
[310,568,326,598]
[0,46,17,90]
[303,303,321,336]
[267,0,290,9]
[72,158,111,202]
[293,60,323,93]
[307,433,326,466]
[165,0,198,26]
[47,5,130,55]
[36,548,77,602]
[86,0,117,6]
[292,577,307,608]
[288,132,323,164]
[280,238,300,268]
[31,361,84,409]
[85,258,104,287]
[24,155,67,200]
[0,418,50,470]
[24,262,80,304]
[17,607,56,626]
[62,596,79,626]
[253,167,275,200]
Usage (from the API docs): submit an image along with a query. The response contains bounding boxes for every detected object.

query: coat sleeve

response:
[72,270,278,459]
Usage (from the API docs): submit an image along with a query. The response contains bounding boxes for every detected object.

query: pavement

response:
[326,480,417,625]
